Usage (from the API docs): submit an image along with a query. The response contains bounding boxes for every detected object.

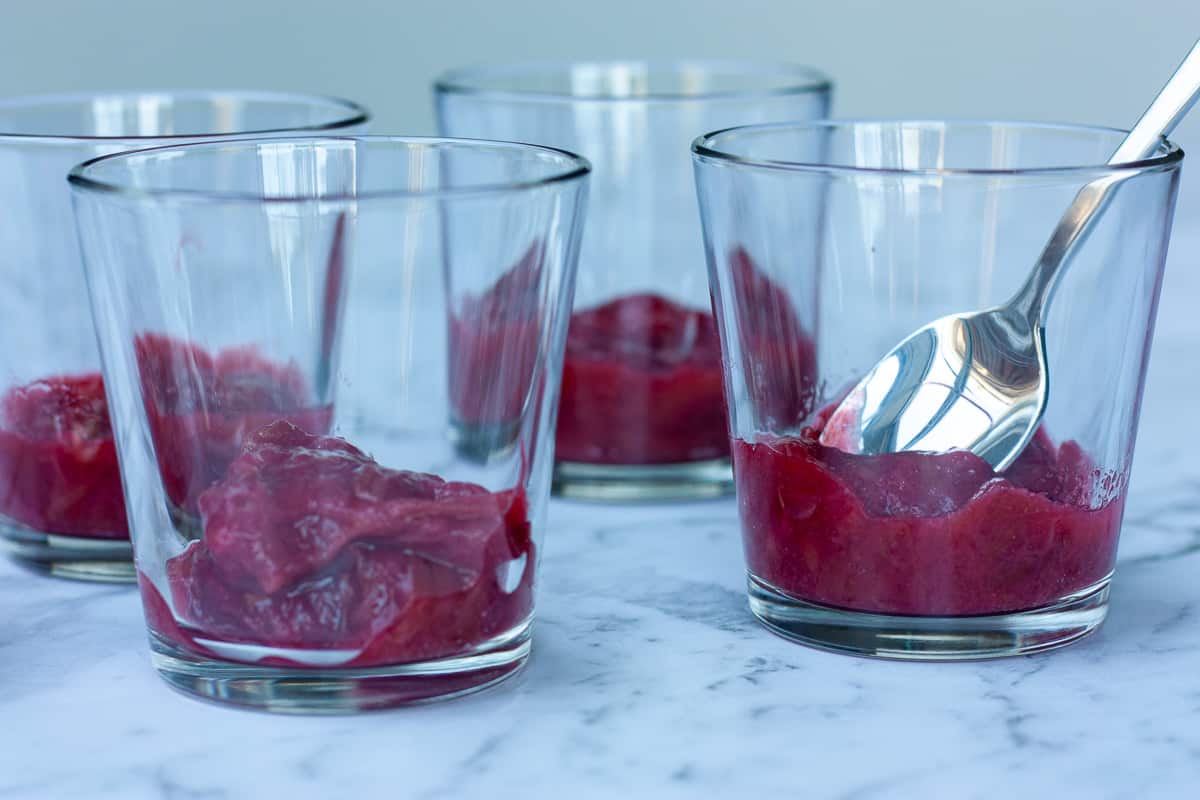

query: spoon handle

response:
[1011,37,1200,322]
[1112,37,1200,163]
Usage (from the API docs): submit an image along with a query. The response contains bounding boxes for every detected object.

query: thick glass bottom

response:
[553,457,733,502]
[747,573,1110,661]
[451,418,520,464]
[2,520,134,582]
[147,621,532,714]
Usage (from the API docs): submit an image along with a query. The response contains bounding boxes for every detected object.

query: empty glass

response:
[0,91,368,581]
[694,120,1183,659]
[71,136,588,711]
[437,61,832,500]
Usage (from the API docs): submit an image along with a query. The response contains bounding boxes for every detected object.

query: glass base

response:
[747,574,1110,661]
[451,418,519,464]
[2,520,134,582]
[553,457,733,502]
[147,622,532,714]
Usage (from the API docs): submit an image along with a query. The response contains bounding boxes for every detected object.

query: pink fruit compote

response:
[0,374,127,538]
[735,401,1125,617]
[555,247,818,465]
[449,245,818,471]
[138,339,533,674]
[0,333,333,541]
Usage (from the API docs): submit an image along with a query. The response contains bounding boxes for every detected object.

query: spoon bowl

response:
[820,307,1045,471]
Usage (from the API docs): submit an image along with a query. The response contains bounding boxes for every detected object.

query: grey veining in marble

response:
[2,226,1200,800]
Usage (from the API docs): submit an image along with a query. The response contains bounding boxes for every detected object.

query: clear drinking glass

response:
[70,136,589,711]
[0,91,368,581]
[693,120,1183,659]
[436,61,832,500]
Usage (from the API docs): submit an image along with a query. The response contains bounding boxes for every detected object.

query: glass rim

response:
[0,89,370,143]
[434,59,833,103]
[691,119,1185,177]
[67,134,592,203]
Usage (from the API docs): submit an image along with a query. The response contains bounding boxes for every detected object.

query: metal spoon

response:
[820,38,1200,470]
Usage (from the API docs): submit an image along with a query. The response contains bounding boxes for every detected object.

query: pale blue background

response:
[2,0,1197,212]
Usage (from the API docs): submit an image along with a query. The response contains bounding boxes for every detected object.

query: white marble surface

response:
[3,224,1200,800]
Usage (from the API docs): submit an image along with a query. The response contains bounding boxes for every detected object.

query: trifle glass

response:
[694,120,1183,659]
[436,60,831,500]
[0,91,368,581]
[70,136,588,711]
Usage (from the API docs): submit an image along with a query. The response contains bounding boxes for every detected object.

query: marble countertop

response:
[3,224,1200,800]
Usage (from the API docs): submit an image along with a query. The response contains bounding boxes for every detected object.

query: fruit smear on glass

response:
[135,333,333,514]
